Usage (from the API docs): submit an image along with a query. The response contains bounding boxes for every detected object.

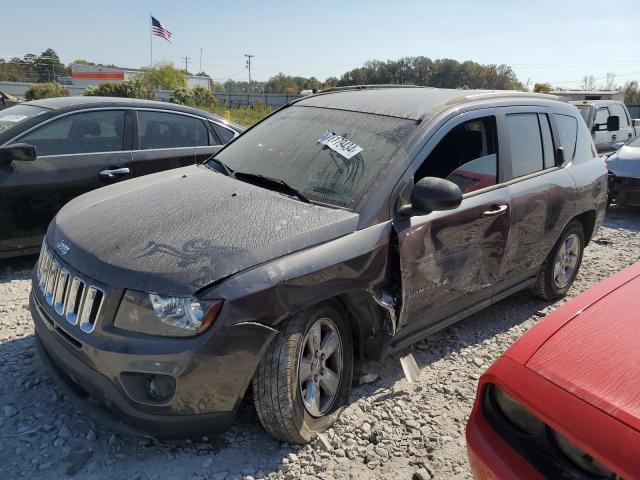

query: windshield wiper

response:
[233,171,312,204]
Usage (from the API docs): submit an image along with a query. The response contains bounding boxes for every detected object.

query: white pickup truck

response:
[570,100,638,154]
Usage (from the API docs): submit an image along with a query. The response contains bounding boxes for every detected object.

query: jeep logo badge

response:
[56,240,70,256]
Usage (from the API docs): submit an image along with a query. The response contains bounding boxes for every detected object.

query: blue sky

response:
[2,0,639,89]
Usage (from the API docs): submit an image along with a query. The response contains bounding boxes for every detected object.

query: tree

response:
[0,49,69,83]
[83,78,154,99]
[580,75,596,91]
[170,86,217,109]
[335,56,522,90]
[533,82,553,94]
[622,81,640,104]
[604,72,617,91]
[25,82,69,100]
[139,64,187,91]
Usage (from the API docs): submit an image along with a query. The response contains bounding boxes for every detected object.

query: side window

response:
[609,104,629,128]
[574,118,598,163]
[211,122,236,144]
[538,114,556,169]
[17,110,125,156]
[594,107,609,126]
[554,114,578,160]
[415,116,498,194]
[505,113,543,178]
[138,111,209,150]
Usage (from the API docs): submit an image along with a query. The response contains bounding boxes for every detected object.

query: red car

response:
[466,262,640,479]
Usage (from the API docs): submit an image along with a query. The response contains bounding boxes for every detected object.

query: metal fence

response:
[213,92,303,108]
[0,81,303,107]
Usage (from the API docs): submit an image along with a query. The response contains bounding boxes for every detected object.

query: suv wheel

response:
[534,219,585,301]
[252,302,353,443]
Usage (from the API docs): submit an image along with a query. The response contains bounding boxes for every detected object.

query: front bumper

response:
[608,174,640,206]
[31,289,277,438]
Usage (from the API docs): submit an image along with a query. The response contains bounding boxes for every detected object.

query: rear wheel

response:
[534,220,584,300]
[252,302,353,444]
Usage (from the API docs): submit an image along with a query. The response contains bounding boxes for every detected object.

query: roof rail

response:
[318,84,426,94]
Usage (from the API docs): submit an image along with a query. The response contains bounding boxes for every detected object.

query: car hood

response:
[526,269,640,432]
[605,146,640,179]
[48,165,359,295]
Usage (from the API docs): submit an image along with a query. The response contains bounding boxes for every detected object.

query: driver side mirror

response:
[594,115,620,132]
[0,143,37,164]
[401,177,463,216]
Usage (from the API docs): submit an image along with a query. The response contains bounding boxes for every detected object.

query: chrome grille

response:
[36,243,105,334]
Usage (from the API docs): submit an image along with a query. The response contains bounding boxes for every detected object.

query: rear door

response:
[0,109,131,256]
[499,108,575,284]
[394,109,513,338]
[130,110,224,176]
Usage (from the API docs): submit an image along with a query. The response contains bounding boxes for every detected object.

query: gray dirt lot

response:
[0,206,639,480]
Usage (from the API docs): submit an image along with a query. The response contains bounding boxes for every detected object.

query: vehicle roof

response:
[23,96,243,130]
[569,99,624,106]
[296,86,563,121]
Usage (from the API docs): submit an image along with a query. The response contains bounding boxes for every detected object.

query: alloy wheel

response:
[298,317,343,417]
[553,233,581,288]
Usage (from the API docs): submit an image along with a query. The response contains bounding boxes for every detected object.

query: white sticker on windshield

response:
[318,130,363,159]
[1,115,28,123]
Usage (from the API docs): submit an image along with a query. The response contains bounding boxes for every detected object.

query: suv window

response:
[138,111,209,150]
[554,114,578,160]
[211,122,236,144]
[17,110,125,156]
[609,104,629,128]
[505,113,544,178]
[415,116,498,194]
[594,107,609,126]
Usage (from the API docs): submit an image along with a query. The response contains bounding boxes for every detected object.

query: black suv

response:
[30,87,607,443]
[0,97,243,258]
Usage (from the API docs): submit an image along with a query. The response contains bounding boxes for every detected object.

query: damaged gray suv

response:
[30,86,607,443]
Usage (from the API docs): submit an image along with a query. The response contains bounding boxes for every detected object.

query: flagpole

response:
[149,14,153,67]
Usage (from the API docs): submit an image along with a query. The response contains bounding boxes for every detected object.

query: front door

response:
[593,106,614,154]
[0,109,132,256]
[394,110,513,339]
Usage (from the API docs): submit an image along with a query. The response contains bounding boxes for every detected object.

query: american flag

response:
[151,16,172,42]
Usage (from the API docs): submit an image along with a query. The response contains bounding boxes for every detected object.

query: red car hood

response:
[507,263,640,432]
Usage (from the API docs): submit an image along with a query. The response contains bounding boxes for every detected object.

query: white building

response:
[67,63,211,90]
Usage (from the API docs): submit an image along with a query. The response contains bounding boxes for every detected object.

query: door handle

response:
[99,167,131,179]
[611,134,617,141]
[482,204,508,217]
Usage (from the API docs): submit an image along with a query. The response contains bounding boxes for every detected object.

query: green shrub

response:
[25,82,69,101]
[170,86,217,109]
[83,78,153,99]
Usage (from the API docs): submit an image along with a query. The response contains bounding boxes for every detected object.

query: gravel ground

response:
[1,206,639,480]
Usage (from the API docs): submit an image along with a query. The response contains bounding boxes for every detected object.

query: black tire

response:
[534,219,585,301]
[252,302,353,444]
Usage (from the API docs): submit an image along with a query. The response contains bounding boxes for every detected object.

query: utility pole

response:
[183,56,190,74]
[199,48,202,74]
[245,54,254,94]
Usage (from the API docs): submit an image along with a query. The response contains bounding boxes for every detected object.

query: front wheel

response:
[534,219,585,301]
[252,302,353,444]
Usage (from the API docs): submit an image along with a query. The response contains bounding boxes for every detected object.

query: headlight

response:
[491,385,545,434]
[114,290,223,337]
[552,431,613,478]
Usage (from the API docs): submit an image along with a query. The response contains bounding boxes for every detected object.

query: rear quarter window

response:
[553,114,578,161]
[573,116,598,163]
